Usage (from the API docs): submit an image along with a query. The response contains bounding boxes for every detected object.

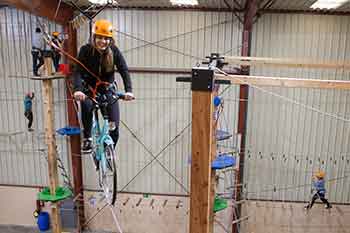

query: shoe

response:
[325,205,332,209]
[304,205,310,210]
[82,138,93,154]
[28,128,34,132]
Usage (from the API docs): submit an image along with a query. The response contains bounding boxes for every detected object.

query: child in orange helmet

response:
[304,171,332,210]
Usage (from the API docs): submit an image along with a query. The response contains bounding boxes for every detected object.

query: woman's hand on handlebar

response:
[73,91,86,101]
[124,92,135,101]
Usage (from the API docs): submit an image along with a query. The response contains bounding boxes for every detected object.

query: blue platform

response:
[212,154,236,170]
[216,130,232,141]
[57,126,81,136]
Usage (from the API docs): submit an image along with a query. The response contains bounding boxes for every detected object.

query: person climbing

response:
[24,92,35,131]
[31,27,45,76]
[304,170,332,210]
[51,31,63,72]
[73,19,134,154]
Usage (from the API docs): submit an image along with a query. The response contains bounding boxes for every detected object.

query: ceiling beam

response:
[223,0,243,23]
[107,5,350,16]
[2,0,73,24]
[261,8,350,16]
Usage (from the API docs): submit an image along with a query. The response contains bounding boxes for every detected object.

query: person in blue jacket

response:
[304,171,332,210]
[24,92,35,131]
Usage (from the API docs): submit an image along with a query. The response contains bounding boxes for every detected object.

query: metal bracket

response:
[176,76,230,85]
[191,67,215,92]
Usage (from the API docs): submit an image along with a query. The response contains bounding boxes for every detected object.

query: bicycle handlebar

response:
[86,92,135,105]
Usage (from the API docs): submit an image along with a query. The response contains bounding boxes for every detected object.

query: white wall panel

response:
[245,14,350,203]
[0,7,70,187]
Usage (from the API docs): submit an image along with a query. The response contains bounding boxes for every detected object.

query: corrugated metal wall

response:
[4,7,349,202]
[0,7,70,187]
[78,9,242,194]
[245,14,350,203]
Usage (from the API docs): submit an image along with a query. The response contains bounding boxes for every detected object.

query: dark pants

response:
[24,111,33,129]
[52,51,61,72]
[81,97,120,147]
[307,192,331,208]
[31,50,44,76]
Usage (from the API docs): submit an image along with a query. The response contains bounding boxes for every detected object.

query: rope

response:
[115,30,204,61]
[82,202,109,227]
[245,174,350,195]
[38,149,74,191]
[119,121,190,193]
[53,0,62,20]
[215,68,350,123]
[122,18,241,55]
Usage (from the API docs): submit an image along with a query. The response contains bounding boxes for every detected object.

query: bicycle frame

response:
[91,103,115,173]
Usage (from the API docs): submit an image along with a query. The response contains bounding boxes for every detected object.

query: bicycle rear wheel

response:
[99,144,117,205]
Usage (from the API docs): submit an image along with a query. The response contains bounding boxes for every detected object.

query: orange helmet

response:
[52,31,59,37]
[92,19,113,38]
[315,171,325,179]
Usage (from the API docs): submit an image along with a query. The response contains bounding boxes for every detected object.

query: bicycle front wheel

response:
[99,144,117,205]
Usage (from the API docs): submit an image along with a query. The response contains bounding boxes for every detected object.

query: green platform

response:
[214,196,228,213]
[38,186,72,202]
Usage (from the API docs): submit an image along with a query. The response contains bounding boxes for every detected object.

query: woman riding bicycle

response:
[73,19,134,153]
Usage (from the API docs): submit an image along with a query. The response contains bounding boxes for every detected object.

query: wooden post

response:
[64,24,85,232]
[42,55,62,233]
[190,68,216,233]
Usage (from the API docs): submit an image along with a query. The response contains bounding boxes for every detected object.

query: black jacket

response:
[73,44,132,93]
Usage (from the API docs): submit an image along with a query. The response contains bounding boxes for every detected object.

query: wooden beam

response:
[190,91,215,233]
[64,23,85,232]
[42,57,62,233]
[225,56,350,70]
[3,0,73,24]
[215,74,350,90]
[128,67,192,74]
[30,74,65,80]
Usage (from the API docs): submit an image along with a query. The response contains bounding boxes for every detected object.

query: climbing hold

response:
[57,126,80,136]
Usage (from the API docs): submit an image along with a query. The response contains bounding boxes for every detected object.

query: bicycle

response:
[77,91,127,205]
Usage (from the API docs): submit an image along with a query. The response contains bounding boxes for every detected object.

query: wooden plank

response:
[190,91,215,233]
[30,74,65,80]
[215,74,350,90]
[42,58,62,233]
[29,57,65,81]
[128,67,192,74]
[224,56,350,70]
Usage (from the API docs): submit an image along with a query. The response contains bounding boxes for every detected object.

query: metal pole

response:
[234,1,258,233]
